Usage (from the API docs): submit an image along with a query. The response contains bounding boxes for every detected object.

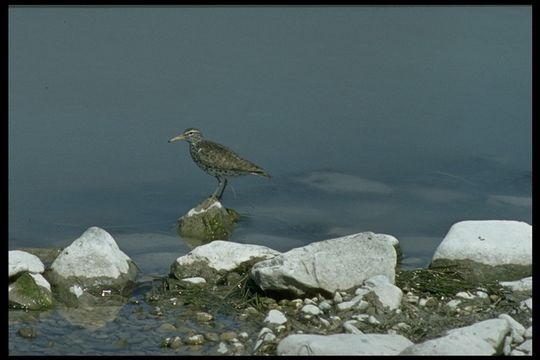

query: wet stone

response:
[185,334,205,345]
[220,331,238,342]
[157,323,177,332]
[196,312,213,322]
[17,327,38,339]
[204,332,220,342]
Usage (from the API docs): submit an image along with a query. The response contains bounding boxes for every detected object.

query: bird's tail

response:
[253,170,271,178]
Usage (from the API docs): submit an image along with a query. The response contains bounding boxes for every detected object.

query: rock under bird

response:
[169,128,270,199]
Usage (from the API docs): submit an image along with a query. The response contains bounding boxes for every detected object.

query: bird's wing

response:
[197,140,265,173]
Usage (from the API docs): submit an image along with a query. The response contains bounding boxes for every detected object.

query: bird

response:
[169,128,270,200]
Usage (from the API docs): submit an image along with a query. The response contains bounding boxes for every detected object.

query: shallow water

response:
[9,6,531,355]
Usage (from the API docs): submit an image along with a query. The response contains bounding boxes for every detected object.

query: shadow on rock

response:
[176,197,240,248]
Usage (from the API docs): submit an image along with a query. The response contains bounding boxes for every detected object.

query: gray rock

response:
[400,318,510,355]
[176,197,240,244]
[9,250,45,278]
[45,227,137,303]
[277,333,413,355]
[431,220,531,283]
[171,240,280,283]
[362,275,403,311]
[251,232,397,297]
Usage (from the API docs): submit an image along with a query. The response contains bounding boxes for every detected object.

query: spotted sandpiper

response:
[169,128,270,199]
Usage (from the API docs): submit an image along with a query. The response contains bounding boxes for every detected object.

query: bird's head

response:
[168,128,203,144]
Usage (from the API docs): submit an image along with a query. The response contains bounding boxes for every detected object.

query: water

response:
[9,6,531,355]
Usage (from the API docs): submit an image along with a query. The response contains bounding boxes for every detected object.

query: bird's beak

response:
[168,134,185,143]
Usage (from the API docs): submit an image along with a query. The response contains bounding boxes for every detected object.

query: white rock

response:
[510,349,526,356]
[363,275,403,310]
[520,298,532,311]
[456,291,476,300]
[318,300,332,311]
[50,227,133,278]
[9,250,45,277]
[405,293,419,304]
[354,300,369,311]
[476,291,489,299]
[343,320,363,334]
[400,318,510,355]
[25,273,50,292]
[174,240,279,273]
[498,313,526,342]
[301,304,321,315]
[277,333,413,355]
[368,316,381,325]
[432,220,531,266]
[446,299,461,308]
[70,285,84,298]
[333,292,343,303]
[303,298,316,305]
[515,339,532,354]
[352,314,370,322]
[503,335,513,355]
[254,327,276,351]
[336,301,353,311]
[355,287,370,297]
[251,232,398,297]
[319,318,330,327]
[500,277,532,292]
[217,341,229,354]
[524,326,532,339]
[181,277,207,284]
[264,309,287,325]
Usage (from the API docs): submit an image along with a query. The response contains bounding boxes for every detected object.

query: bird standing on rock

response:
[169,128,270,200]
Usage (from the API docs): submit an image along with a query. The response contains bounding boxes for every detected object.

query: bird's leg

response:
[212,177,228,200]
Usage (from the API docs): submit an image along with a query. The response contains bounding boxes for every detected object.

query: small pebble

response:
[343,320,363,334]
[157,323,177,332]
[196,312,213,322]
[17,327,37,339]
[368,316,380,325]
[217,342,228,354]
[318,300,332,311]
[185,334,205,345]
[446,299,461,309]
[169,337,182,349]
[301,304,321,315]
[264,309,287,325]
[304,298,316,305]
[333,292,343,303]
[456,291,475,300]
[290,299,304,309]
[220,331,238,342]
[204,332,220,342]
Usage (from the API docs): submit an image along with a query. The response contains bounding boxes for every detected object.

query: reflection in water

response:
[57,304,122,330]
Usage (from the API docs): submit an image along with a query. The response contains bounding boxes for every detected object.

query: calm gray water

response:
[9,6,531,355]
